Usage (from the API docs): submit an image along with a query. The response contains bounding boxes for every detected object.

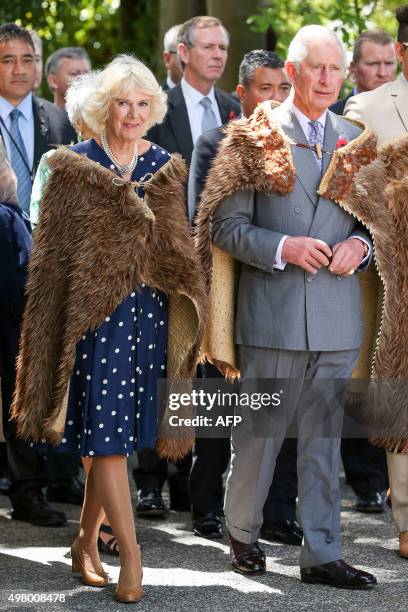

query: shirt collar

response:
[166,74,177,89]
[181,77,216,107]
[401,72,408,84]
[0,92,33,122]
[291,103,327,135]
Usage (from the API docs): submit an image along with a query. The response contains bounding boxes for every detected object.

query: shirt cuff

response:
[274,235,288,270]
[349,236,371,268]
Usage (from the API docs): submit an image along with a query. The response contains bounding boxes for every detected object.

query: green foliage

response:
[0,0,160,98]
[248,0,402,57]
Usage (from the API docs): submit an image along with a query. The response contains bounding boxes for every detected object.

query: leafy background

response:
[0,0,401,96]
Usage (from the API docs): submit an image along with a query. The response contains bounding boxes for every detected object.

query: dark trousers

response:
[133,448,192,507]
[45,452,80,483]
[188,436,298,523]
[2,374,79,508]
[341,438,388,495]
[0,442,7,477]
[2,375,48,507]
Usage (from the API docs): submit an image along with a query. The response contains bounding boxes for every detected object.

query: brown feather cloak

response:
[341,134,408,453]
[10,148,207,461]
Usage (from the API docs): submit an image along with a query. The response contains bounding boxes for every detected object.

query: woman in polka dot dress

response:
[25,56,194,604]
[59,138,170,460]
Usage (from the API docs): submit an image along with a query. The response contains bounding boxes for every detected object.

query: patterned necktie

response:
[200,96,218,134]
[9,108,32,214]
[307,119,324,171]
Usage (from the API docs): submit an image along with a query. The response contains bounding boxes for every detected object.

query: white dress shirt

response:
[274,103,370,270]
[166,75,177,90]
[0,92,35,170]
[180,77,222,145]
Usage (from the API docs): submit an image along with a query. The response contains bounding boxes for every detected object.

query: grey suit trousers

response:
[225,345,359,568]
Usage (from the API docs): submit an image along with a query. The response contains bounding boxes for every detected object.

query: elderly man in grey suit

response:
[205,25,378,589]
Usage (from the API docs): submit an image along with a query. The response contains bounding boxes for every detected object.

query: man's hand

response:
[328,238,366,276]
[282,237,332,274]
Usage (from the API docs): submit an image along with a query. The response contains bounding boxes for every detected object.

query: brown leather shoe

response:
[399,531,408,559]
[229,532,266,575]
[71,540,110,587]
[114,544,143,603]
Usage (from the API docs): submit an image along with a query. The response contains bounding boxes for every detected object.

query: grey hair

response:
[45,47,91,77]
[163,24,181,52]
[177,16,229,48]
[65,70,99,129]
[239,50,285,87]
[28,29,42,52]
[287,25,347,70]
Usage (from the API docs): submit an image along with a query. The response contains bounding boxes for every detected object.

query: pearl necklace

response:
[101,129,138,175]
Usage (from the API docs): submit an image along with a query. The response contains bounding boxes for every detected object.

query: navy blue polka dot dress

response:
[51,139,171,457]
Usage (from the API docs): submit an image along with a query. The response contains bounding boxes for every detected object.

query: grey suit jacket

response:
[212,104,372,352]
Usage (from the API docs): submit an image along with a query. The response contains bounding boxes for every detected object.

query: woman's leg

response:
[91,455,141,589]
[82,457,119,554]
[76,458,107,575]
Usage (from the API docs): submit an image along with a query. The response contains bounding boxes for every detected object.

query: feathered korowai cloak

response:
[10,148,208,461]
[343,134,408,453]
[194,100,408,453]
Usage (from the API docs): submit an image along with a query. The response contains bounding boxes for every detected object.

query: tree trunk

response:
[158,0,206,50]
[206,0,267,92]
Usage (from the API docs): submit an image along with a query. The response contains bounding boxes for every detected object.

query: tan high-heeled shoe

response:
[71,540,110,587]
[115,544,143,603]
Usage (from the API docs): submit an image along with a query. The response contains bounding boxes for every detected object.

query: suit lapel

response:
[32,97,49,172]
[167,85,194,161]
[390,76,408,133]
[278,106,320,206]
[215,89,235,123]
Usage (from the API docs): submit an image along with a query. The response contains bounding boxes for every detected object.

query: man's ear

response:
[177,42,190,65]
[395,42,405,63]
[348,61,357,84]
[162,51,171,71]
[284,61,297,85]
[47,73,57,93]
[235,84,245,103]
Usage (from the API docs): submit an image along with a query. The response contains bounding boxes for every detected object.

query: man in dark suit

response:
[0,24,81,523]
[331,29,396,514]
[188,50,302,544]
[135,16,240,519]
[161,24,182,91]
[148,16,240,166]
[330,29,396,116]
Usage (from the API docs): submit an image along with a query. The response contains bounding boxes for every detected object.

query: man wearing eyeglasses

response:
[345,4,408,560]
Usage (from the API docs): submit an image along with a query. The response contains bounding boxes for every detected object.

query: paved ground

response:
[0,473,407,612]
